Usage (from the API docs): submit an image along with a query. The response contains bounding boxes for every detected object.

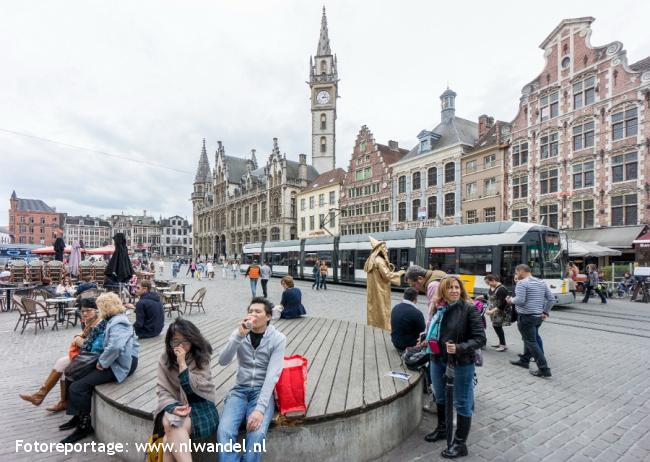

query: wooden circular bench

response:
[94,317,423,461]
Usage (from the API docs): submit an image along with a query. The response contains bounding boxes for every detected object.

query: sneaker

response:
[496,346,508,352]
[490,344,501,348]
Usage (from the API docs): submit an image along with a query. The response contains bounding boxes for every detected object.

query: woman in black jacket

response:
[423,276,486,459]
[485,274,511,352]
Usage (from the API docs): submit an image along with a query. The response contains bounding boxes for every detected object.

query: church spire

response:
[316,6,331,56]
[194,138,211,183]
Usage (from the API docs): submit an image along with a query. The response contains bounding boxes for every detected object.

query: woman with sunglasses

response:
[424,276,485,459]
[156,319,218,461]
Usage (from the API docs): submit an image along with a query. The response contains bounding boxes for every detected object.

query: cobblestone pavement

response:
[2,265,649,461]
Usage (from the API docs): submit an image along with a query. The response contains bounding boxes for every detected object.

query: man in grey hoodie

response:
[217,297,286,461]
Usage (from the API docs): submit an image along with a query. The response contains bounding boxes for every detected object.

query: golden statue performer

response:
[364,236,405,330]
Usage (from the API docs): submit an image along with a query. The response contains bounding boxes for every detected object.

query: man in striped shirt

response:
[506,264,555,378]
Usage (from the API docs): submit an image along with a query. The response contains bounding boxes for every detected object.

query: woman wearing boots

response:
[424,276,486,459]
[60,293,139,444]
[484,275,511,352]
[19,298,100,412]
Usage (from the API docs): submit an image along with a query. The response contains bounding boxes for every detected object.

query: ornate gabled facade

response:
[192,139,319,258]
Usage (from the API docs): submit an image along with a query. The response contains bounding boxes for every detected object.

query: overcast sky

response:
[1,0,648,224]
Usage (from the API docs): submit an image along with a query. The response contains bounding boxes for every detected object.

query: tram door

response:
[500,245,523,288]
[288,251,300,278]
[339,250,355,282]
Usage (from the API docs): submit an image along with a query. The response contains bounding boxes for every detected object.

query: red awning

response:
[633,231,650,244]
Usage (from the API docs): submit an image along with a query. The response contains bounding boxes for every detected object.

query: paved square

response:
[2,267,649,461]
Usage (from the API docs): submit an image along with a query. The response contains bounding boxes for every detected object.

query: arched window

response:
[271,227,280,241]
[444,193,455,217]
[428,167,437,187]
[398,176,406,193]
[427,196,437,219]
[320,113,327,130]
[261,229,267,242]
[412,199,421,220]
[412,172,421,190]
[320,136,327,153]
[444,162,455,183]
[320,60,327,74]
[398,202,406,222]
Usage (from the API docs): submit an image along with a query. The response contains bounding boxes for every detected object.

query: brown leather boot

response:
[19,370,61,406]
[46,380,67,412]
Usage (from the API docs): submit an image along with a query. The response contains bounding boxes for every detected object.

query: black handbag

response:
[65,352,100,381]
[402,345,430,371]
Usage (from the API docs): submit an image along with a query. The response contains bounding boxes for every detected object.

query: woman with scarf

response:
[424,276,486,459]
[156,319,219,461]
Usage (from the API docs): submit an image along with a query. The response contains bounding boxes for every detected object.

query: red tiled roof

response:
[301,168,347,193]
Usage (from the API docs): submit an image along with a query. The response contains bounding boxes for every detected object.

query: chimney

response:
[143,209,147,216]
[478,114,494,137]
[388,140,399,150]
[298,154,308,181]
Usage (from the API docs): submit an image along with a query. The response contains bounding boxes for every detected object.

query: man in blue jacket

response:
[126,280,164,338]
[390,287,426,352]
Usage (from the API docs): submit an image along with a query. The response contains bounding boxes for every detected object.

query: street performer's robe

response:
[364,254,402,331]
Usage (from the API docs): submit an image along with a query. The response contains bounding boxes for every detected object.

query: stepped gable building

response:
[8,191,60,245]
[339,126,407,235]
[460,116,512,224]
[297,167,346,238]
[391,89,479,230]
[192,138,318,258]
[309,6,338,174]
[63,215,112,248]
[506,17,650,257]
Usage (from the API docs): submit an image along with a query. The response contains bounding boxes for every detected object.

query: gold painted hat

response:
[368,236,385,250]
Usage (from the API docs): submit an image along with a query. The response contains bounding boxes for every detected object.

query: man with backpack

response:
[245,261,261,297]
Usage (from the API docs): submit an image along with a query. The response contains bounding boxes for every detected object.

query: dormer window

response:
[420,139,430,153]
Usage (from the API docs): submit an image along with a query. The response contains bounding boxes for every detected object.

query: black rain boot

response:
[424,404,447,442]
[441,414,471,458]
[60,414,94,444]
[58,415,79,431]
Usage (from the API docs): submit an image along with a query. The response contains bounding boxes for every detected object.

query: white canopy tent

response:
[568,240,622,257]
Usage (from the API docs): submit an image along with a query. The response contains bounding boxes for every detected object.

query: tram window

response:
[271,253,287,266]
[304,252,318,267]
[528,246,542,277]
[500,246,523,287]
[428,252,456,274]
[318,251,333,266]
[356,250,371,269]
[243,253,258,265]
[459,247,493,276]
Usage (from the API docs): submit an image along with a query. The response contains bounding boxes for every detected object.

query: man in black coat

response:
[390,287,426,352]
[53,228,65,262]
[126,280,164,338]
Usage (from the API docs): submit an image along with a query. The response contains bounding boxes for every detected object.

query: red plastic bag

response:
[274,355,308,417]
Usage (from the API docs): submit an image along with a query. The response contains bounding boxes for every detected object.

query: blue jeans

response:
[312,273,320,289]
[518,314,549,369]
[536,326,544,353]
[217,385,275,462]
[250,279,258,297]
[430,358,475,417]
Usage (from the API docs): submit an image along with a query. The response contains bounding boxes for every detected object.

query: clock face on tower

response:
[316,90,330,105]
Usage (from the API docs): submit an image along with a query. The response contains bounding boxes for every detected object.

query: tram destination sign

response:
[430,247,455,254]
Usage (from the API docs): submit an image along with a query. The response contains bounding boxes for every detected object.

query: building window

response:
[244,206,249,225]
[412,172,421,190]
[320,136,327,153]
[573,121,595,151]
[612,107,638,140]
[484,207,496,223]
[611,194,637,226]
[320,113,327,130]
[484,154,496,169]
[465,160,477,173]
[236,208,242,226]
[291,197,296,218]
[319,213,325,228]
[466,182,477,199]
[398,202,406,222]
[309,216,315,230]
[611,152,638,183]
[300,198,306,211]
[329,191,336,205]
[512,141,528,167]
[512,208,528,222]
[512,174,528,199]
[412,199,421,220]
[271,227,280,241]
[309,196,315,209]
[272,197,280,219]
[444,162,455,183]
[381,199,389,212]
[484,177,497,196]
[539,204,559,228]
[261,202,267,221]
[427,196,437,219]
[466,210,478,224]
[428,167,437,187]
[355,169,364,181]
[329,210,336,228]
[572,161,595,189]
[444,193,455,217]
[398,176,406,193]
[540,168,559,194]
[572,199,594,229]
[420,138,430,153]
[540,91,559,121]
[573,76,596,109]
[319,194,325,207]
[540,132,559,159]
[372,201,379,214]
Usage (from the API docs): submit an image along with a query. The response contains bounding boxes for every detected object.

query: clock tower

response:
[309,6,338,174]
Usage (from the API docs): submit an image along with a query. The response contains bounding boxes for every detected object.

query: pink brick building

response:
[507,17,650,257]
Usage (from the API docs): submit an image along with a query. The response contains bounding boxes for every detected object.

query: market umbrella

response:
[85,245,116,255]
[32,246,74,255]
[104,233,134,284]
[68,241,82,277]
[445,357,456,450]
[568,240,621,257]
